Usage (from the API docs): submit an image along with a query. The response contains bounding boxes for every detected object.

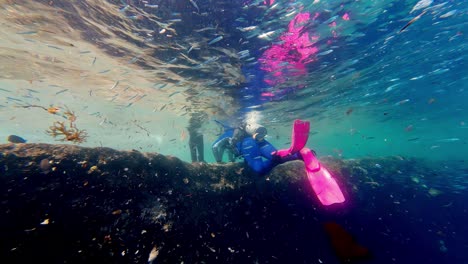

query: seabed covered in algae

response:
[0,143,463,263]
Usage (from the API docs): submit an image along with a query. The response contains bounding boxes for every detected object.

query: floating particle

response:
[148,246,159,263]
[112,209,122,215]
[428,188,442,197]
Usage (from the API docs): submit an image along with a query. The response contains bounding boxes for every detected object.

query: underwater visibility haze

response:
[0,0,467,263]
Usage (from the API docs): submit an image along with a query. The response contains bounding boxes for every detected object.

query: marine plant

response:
[46,109,87,143]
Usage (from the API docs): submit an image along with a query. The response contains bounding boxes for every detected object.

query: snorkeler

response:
[213,119,345,206]
[212,120,299,174]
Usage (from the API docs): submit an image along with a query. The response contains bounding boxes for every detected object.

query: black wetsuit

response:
[187,112,207,162]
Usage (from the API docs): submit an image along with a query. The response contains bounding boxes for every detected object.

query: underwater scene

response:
[0,0,467,263]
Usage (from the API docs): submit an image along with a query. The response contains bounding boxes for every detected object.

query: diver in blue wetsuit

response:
[237,123,277,174]
[212,121,300,174]
[211,55,303,173]
[212,122,236,163]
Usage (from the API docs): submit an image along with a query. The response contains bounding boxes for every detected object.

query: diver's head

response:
[252,126,267,141]
[245,123,267,141]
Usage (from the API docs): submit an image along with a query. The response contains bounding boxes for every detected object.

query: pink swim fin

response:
[300,148,345,206]
[274,119,310,158]
[273,120,345,206]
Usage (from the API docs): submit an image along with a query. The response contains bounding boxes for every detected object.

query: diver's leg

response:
[242,138,273,174]
[195,133,205,162]
[258,140,277,160]
[212,137,230,163]
[189,136,198,162]
[212,141,223,163]
[227,150,235,162]
[212,129,234,163]
[260,140,300,164]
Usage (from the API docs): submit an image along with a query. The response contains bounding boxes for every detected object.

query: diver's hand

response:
[228,137,241,157]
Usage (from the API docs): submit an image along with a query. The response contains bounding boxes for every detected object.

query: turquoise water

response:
[1,1,467,263]
[2,0,466,163]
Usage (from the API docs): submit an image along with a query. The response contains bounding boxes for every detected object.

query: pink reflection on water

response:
[342,12,350,21]
[259,10,351,98]
[259,12,318,86]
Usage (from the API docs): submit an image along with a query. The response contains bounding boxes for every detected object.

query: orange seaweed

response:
[46,121,87,143]
[46,107,87,143]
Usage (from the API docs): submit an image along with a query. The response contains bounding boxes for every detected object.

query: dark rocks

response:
[0,143,465,263]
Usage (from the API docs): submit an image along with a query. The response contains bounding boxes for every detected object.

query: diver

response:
[212,120,236,163]
[212,120,300,174]
[213,119,346,205]
[187,112,208,163]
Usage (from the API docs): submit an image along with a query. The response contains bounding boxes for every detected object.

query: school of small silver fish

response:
[0,0,466,160]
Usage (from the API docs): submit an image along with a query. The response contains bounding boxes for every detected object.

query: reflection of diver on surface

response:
[187,112,208,163]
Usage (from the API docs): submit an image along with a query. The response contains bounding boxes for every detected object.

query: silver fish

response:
[410,0,433,13]
[145,4,158,8]
[436,138,460,142]
[189,0,200,13]
[119,5,130,13]
[110,81,120,90]
[317,49,333,56]
[17,30,38,35]
[323,15,338,24]
[55,89,69,95]
[208,36,223,45]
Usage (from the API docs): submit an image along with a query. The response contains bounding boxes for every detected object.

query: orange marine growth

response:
[63,108,77,122]
[46,121,88,143]
[46,107,87,143]
[47,106,60,114]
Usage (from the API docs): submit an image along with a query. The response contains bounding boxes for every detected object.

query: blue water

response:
[1,0,467,263]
